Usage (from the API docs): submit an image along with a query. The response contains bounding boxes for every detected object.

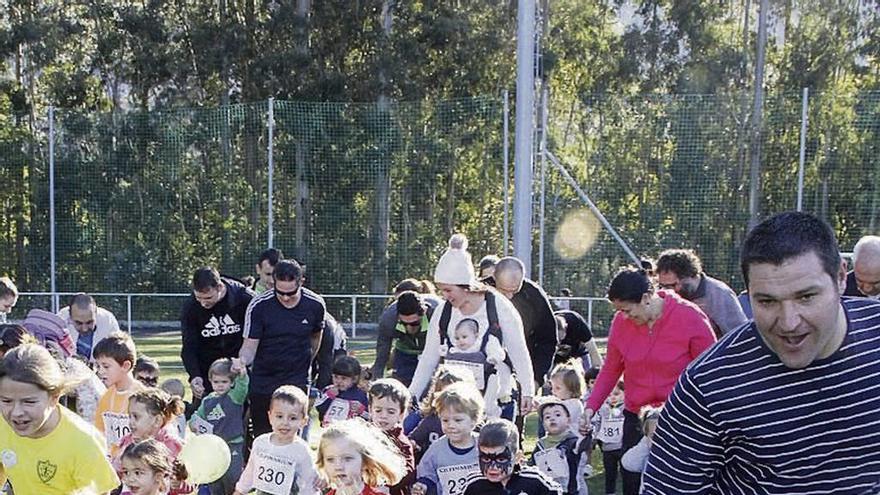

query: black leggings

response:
[620,409,645,495]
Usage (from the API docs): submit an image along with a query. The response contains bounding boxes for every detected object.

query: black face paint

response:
[479,447,513,475]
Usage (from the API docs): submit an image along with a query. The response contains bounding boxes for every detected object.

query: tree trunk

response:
[371,0,395,294]
[293,0,311,264]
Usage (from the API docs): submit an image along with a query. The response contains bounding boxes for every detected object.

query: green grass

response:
[133,330,620,494]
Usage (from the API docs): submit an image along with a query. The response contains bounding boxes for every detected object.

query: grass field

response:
[134,329,621,494]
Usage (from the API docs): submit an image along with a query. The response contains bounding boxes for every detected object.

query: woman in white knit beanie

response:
[407,234,536,416]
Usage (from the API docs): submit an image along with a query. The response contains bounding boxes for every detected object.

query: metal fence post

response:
[351,296,357,338]
[797,88,809,212]
[267,97,275,248]
[503,90,510,256]
[48,106,57,312]
[538,86,548,286]
[127,295,133,332]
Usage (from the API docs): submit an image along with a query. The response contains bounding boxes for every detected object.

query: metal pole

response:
[267,97,275,248]
[351,296,357,339]
[48,106,57,312]
[748,0,769,227]
[127,295,133,332]
[538,85,548,286]
[502,90,510,257]
[796,88,809,212]
[514,0,536,276]
[547,151,641,266]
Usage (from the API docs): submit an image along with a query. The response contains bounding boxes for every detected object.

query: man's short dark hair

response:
[656,249,703,278]
[393,278,421,295]
[396,291,423,316]
[257,248,283,267]
[479,255,500,273]
[741,212,841,286]
[607,268,653,303]
[273,259,303,282]
[192,267,222,292]
[69,293,96,311]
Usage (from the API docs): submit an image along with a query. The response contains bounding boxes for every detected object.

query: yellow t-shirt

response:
[0,406,119,494]
[94,382,143,455]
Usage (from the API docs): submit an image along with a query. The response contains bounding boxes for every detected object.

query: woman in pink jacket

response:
[584,268,715,495]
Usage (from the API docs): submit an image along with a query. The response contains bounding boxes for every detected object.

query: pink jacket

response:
[587,291,716,414]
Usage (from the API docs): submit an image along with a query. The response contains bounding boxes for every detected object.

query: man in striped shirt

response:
[644,212,880,494]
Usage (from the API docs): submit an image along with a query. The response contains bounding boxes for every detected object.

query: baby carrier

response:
[438,292,505,391]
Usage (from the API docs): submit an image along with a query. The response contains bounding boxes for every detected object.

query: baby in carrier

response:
[439,318,511,418]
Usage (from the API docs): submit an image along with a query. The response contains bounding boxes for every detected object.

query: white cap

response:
[434,234,479,287]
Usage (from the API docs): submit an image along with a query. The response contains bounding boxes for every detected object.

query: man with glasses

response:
[656,248,747,335]
[239,259,325,436]
[58,292,121,363]
[180,266,255,399]
[844,235,880,299]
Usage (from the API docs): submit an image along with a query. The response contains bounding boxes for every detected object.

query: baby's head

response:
[453,318,480,349]
[549,362,585,401]
[538,398,571,436]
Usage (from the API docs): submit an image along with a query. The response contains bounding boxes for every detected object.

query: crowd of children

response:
[0,325,662,495]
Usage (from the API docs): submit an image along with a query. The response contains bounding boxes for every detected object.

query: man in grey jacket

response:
[656,249,748,335]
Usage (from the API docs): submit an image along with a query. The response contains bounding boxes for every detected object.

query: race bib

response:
[253,451,296,495]
[445,359,486,390]
[103,412,130,448]
[324,398,351,424]
[597,413,624,444]
[533,448,569,481]
[437,462,479,495]
[191,414,214,435]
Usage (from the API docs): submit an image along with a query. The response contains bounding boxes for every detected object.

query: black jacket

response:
[463,466,562,495]
[180,278,254,389]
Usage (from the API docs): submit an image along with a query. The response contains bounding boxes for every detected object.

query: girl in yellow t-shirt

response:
[0,344,119,494]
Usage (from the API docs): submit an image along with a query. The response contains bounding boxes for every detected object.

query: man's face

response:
[70,305,97,334]
[748,251,847,369]
[657,271,699,298]
[0,295,15,314]
[854,256,880,297]
[274,278,302,309]
[194,285,223,309]
[494,271,523,299]
[256,260,276,290]
[398,312,422,335]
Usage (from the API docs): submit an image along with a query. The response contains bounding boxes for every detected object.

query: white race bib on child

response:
[253,450,296,495]
[102,412,130,448]
[325,398,351,424]
[533,448,569,481]
[598,414,624,445]
[437,462,480,495]
[444,359,485,390]
[191,414,214,435]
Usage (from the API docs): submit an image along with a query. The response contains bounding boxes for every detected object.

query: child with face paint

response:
[462,418,562,495]
[530,399,587,495]
[317,418,407,495]
[412,382,483,495]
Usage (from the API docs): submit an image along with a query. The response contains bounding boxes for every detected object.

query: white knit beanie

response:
[434,234,478,286]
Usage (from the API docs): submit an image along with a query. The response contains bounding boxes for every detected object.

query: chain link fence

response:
[540,90,880,334]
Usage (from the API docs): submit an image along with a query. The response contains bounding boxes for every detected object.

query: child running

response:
[0,344,119,494]
[413,381,484,495]
[234,385,319,495]
[462,418,561,494]
[530,399,587,495]
[94,331,146,456]
[315,355,370,427]
[116,388,191,494]
[317,418,407,495]
[119,439,175,495]
[591,381,625,495]
[189,357,249,494]
[368,378,415,495]
[547,362,586,432]
[408,366,473,463]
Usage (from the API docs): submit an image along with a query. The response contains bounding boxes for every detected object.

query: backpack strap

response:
[484,291,503,343]
[438,301,453,346]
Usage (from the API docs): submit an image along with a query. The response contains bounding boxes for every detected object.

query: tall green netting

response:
[271,97,505,321]
[540,91,880,335]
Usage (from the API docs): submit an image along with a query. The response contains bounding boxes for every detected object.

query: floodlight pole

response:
[267,97,275,248]
[514,0,536,275]
[49,106,57,312]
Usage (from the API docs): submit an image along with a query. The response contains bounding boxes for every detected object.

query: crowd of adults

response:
[3,211,880,493]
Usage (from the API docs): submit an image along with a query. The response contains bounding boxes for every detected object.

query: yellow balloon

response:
[178,433,231,484]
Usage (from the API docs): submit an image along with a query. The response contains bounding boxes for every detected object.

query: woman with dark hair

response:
[583,267,715,495]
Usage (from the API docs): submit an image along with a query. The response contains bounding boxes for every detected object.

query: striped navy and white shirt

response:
[643,298,880,494]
